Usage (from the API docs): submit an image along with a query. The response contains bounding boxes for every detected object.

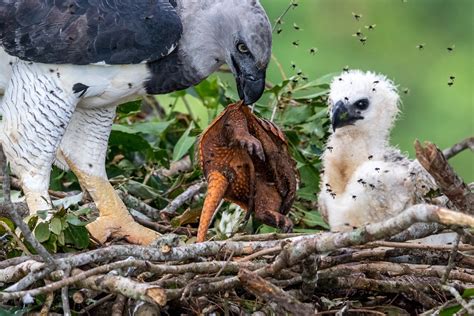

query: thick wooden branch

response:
[73,269,166,306]
[238,269,315,315]
[415,140,474,214]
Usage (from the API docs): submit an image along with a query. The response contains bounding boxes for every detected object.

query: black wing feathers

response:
[0,0,182,65]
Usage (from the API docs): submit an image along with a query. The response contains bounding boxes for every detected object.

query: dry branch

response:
[442,136,474,159]
[415,140,474,214]
[73,269,166,306]
[111,294,127,316]
[238,269,315,315]
[158,181,206,219]
[320,262,474,283]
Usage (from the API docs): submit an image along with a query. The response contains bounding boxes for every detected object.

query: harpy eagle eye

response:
[354,98,369,110]
[237,42,250,54]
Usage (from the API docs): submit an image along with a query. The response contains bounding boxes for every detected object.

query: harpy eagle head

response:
[328,70,400,135]
[180,0,272,104]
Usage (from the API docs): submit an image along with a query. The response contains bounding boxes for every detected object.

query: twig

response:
[39,288,54,316]
[214,250,234,277]
[0,175,21,190]
[272,54,287,81]
[181,96,196,125]
[0,146,11,205]
[442,285,474,314]
[441,233,462,284]
[389,222,444,242]
[272,0,297,32]
[76,293,114,314]
[0,201,29,218]
[157,155,193,178]
[133,214,196,237]
[229,232,307,241]
[61,266,71,316]
[0,220,31,255]
[236,246,281,262]
[317,276,444,308]
[111,294,127,316]
[0,146,56,273]
[74,268,167,306]
[238,269,315,315]
[365,240,474,252]
[301,254,320,296]
[319,262,474,283]
[159,181,206,219]
[415,140,474,214]
[117,190,161,219]
[442,137,474,159]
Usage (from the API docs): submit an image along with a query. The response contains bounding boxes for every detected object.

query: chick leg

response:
[197,171,228,242]
[0,61,77,216]
[58,106,159,245]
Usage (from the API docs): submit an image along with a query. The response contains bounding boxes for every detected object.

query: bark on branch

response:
[238,269,315,315]
[415,140,474,214]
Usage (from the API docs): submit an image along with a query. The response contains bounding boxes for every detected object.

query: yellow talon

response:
[65,156,160,245]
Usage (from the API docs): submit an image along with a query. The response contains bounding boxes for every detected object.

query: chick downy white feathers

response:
[318,70,437,232]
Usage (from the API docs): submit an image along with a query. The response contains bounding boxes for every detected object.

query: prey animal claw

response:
[239,136,265,161]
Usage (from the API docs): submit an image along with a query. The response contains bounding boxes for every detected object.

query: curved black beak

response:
[236,73,266,105]
[231,54,266,105]
[331,100,364,131]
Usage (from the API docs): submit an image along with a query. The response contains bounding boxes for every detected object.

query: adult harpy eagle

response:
[0,0,272,245]
[318,70,438,232]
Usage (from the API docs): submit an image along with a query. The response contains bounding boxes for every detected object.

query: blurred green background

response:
[257,0,473,181]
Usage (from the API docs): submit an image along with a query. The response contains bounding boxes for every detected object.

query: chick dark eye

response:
[354,98,369,110]
[237,43,249,54]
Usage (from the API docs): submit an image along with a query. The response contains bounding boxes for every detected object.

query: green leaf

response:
[282,105,313,125]
[0,306,32,316]
[57,231,65,246]
[297,186,318,201]
[49,217,62,235]
[300,210,329,229]
[64,225,90,249]
[0,217,15,234]
[109,130,152,153]
[256,224,279,234]
[440,304,462,316]
[116,100,142,115]
[265,79,290,95]
[125,180,162,200]
[34,222,50,243]
[172,122,195,161]
[462,288,474,298]
[294,89,328,101]
[65,214,87,226]
[27,215,38,231]
[112,121,173,136]
[194,78,221,108]
[43,233,58,253]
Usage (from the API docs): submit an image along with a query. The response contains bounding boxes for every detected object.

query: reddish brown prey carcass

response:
[197,101,298,242]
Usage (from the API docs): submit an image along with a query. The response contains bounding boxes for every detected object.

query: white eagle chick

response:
[318,70,436,232]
